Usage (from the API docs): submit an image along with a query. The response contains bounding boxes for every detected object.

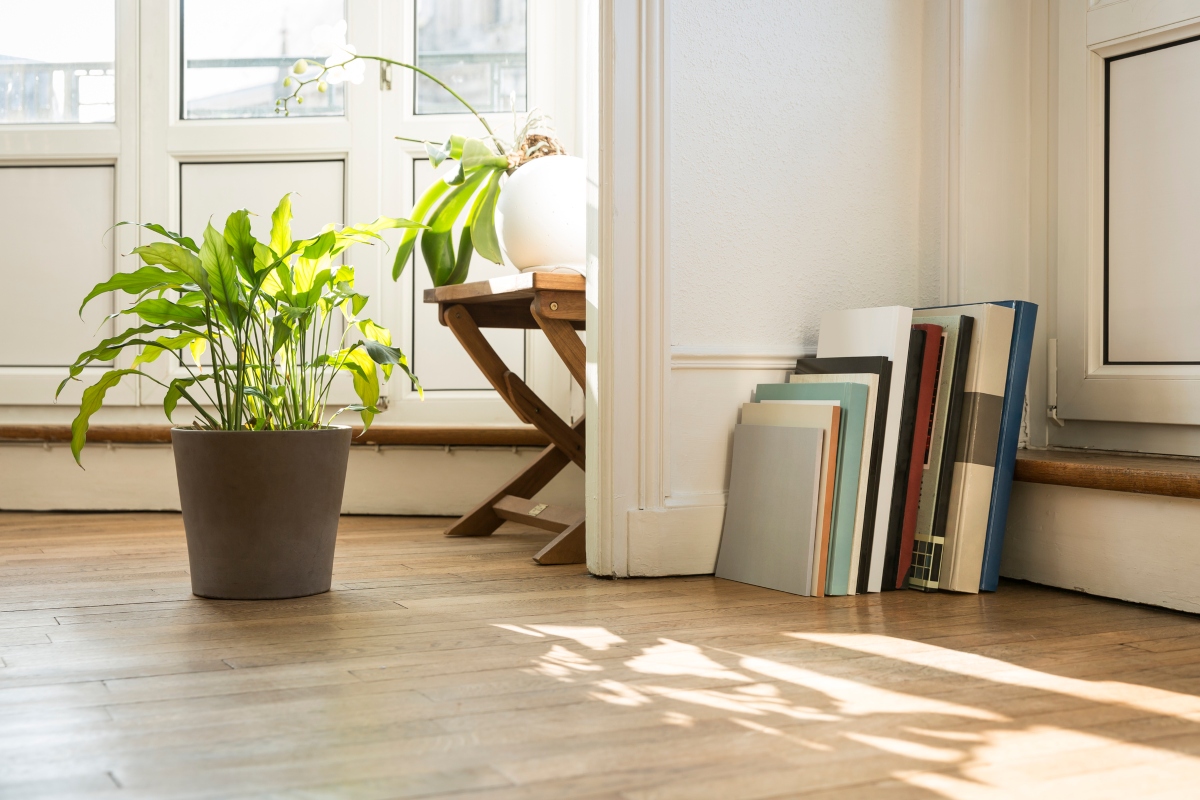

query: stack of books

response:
[716,301,1037,596]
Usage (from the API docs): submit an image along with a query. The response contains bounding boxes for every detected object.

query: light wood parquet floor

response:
[5,513,1200,799]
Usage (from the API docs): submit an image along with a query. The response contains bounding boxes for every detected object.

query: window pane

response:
[0,0,116,124]
[182,0,346,120]
[415,0,526,115]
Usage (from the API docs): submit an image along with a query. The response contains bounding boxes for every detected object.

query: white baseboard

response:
[0,443,584,516]
[627,505,725,576]
[1002,481,1200,614]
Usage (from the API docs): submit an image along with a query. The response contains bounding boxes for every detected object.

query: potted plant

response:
[59,195,422,600]
[277,28,585,287]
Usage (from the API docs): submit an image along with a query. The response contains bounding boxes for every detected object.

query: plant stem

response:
[359,55,502,150]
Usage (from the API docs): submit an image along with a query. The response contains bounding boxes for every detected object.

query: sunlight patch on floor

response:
[495,622,1200,798]
[792,632,1200,721]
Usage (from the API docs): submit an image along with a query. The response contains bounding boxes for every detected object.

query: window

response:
[415,0,527,115]
[0,0,116,124]
[1105,36,1200,365]
[1052,0,1200,441]
[181,0,346,120]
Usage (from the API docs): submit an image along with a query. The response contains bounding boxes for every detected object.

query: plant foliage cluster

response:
[61,195,423,464]
[280,52,563,288]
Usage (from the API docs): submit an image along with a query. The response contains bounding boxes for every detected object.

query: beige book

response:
[924,304,1015,593]
[740,401,841,597]
[788,373,878,595]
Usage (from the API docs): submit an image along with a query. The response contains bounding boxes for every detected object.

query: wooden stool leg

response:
[506,373,585,469]
[533,520,586,565]
[443,304,529,423]
[532,312,586,388]
[444,417,585,537]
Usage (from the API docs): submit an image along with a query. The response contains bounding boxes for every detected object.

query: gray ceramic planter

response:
[171,427,352,600]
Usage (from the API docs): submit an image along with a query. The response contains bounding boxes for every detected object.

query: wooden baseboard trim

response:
[1015,448,1200,500]
[0,424,551,448]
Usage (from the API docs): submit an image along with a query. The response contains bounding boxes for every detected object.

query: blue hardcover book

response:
[980,301,1037,591]
[922,301,1038,591]
[754,381,869,596]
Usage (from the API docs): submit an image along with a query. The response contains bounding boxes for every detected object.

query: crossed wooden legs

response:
[441,304,586,565]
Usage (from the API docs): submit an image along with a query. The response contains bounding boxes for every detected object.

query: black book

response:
[907,316,974,592]
[794,355,891,594]
[880,328,926,591]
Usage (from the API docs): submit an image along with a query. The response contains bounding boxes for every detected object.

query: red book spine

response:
[897,324,944,588]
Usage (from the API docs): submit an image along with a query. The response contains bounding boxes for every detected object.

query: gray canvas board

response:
[715,424,824,596]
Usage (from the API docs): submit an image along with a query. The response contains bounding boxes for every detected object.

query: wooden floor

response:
[5,516,1200,799]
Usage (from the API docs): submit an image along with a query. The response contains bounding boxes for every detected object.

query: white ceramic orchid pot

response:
[496,155,586,274]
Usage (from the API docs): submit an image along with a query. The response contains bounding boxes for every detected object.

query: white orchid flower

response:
[324,44,364,85]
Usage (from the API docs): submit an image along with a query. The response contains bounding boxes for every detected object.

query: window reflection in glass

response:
[416,0,527,115]
[182,0,346,120]
[0,0,116,124]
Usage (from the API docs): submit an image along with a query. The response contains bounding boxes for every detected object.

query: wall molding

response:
[670,347,806,371]
[627,505,724,577]
[588,0,670,577]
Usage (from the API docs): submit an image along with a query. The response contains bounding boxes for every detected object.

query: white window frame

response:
[0,0,581,427]
[0,0,139,407]
[1056,0,1200,426]
[137,0,377,411]
[380,0,580,425]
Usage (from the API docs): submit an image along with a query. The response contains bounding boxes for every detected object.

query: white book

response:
[788,373,878,595]
[817,305,914,592]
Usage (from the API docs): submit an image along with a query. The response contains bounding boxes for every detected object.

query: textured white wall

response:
[666,0,930,510]
[669,0,926,352]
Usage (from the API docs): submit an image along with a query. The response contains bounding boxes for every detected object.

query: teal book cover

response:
[754,382,869,596]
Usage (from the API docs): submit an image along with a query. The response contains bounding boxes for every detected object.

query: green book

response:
[754,382,869,596]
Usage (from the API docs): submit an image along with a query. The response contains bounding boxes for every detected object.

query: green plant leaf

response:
[253,241,278,275]
[59,324,200,397]
[446,225,473,286]
[188,336,206,366]
[336,347,379,429]
[270,193,293,257]
[131,243,209,292]
[426,134,466,168]
[200,223,243,326]
[301,230,337,262]
[78,266,189,316]
[270,315,292,355]
[460,138,510,171]
[70,369,140,465]
[358,319,391,346]
[393,178,453,280]
[124,298,209,326]
[163,374,212,421]
[469,169,504,264]
[294,268,332,308]
[131,333,202,368]
[115,222,199,252]
[223,209,259,282]
[419,169,488,286]
[361,337,411,381]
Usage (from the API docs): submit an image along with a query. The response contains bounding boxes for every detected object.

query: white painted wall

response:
[1,442,583,516]
[669,1,925,352]
[664,0,928,545]
[596,0,1053,576]
[1004,481,1200,614]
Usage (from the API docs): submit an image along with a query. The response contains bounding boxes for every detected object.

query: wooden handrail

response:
[0,424,551,448]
